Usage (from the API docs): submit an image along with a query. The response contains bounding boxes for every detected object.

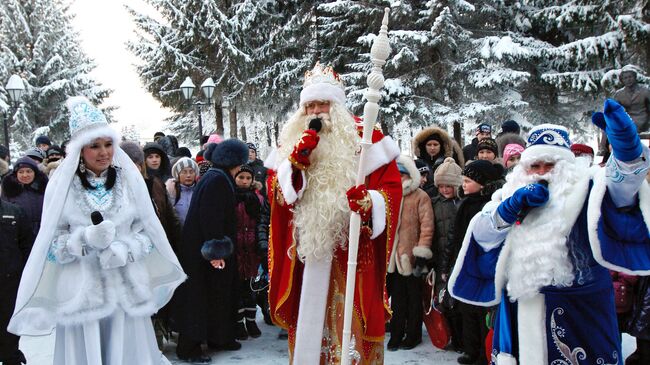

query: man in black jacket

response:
[0,200,34,365]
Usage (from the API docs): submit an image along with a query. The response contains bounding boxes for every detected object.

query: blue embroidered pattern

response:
[527,128,571,149]
[69,102,108,136]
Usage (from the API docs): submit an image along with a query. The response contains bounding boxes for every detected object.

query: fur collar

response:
[398,155,420,195]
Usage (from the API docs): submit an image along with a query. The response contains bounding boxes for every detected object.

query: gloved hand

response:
[497,183,549,224]
[413,257,429,278]
[289,130,320,169]
[346,185,372,221]
[98,242,129,269]
[84,220,116,250]
[592,98,642,162]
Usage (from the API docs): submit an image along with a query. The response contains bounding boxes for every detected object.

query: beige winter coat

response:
[389,155,434,276]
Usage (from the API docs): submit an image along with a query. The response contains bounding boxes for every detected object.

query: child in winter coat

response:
[233,164,269,340]
[386,155,434,351]
[167,157,200,226]
[430,157,463,350]
[448,160,504,365]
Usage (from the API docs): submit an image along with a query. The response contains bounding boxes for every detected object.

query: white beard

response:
[501,159,590,301]
[277,103,359,261]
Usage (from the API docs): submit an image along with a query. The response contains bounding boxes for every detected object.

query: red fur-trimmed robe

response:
[266,127,401,364]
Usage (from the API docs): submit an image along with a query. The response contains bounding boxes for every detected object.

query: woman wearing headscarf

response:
[412,126,465,197]
[7,97,186,365]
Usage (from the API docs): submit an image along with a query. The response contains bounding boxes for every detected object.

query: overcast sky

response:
[69,0,170,142]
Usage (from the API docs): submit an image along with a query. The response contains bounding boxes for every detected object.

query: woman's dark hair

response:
[76,164,117,190]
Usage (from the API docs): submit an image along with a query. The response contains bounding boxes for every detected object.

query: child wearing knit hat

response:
[476,138,498,162]
[167,157,200,226]
[502,143,525,169]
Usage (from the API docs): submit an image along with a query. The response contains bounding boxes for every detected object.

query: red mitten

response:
[346,185,372,222]
[289,130,320,170]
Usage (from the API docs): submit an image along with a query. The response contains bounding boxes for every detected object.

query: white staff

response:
[341,8,391,365]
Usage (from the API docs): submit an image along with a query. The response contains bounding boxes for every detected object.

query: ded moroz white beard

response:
[500,157,590,301]
[277,102,359,262]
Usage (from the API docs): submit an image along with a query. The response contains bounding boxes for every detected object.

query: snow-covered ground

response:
[19,312,638,365]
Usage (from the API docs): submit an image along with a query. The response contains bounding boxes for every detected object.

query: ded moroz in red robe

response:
[266,124,401,364]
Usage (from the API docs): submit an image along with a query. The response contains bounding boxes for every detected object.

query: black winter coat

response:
[628,276,650,340]
[462,137,479,162]
[0,200,34,276]
[1,173,47,237]
[431,195,460,276]
[172,168,239,343]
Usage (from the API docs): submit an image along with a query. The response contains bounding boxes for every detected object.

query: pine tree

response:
[0,0,111,151]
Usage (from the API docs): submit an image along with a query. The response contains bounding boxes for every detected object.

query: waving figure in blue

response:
[448,99,650,365]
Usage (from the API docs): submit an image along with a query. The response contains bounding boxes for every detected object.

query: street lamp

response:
[3,74,26,159]
[180,76,215,144]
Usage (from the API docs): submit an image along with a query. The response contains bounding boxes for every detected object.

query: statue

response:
[613,66,650,133]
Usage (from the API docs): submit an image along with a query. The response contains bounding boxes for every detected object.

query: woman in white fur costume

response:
[7,97,186,365]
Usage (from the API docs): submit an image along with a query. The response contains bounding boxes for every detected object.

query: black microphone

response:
[91,211,104,225]
[516,180,548,225]
[308,117,322,133]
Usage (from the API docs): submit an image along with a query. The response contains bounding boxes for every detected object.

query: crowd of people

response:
[0,65,648,365]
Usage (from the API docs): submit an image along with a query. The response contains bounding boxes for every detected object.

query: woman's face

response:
[462,176,483,195]
[146,153,161,170]
[506,154,521,168]
[425,140,441,158]
[82,137,114,175]
[235,172,253,188]
[179,167,196,186]
[16,167,35,185]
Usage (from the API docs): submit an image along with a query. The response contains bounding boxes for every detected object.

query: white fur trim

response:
[398,154,420,195]
[399,253,413,276]
[587,167,650,275]
[448,213,509,307]
[368,189,386,239]
[517,294,547,365]
[299,83,346,107]
[520,145,574,166]
[276,158,306,205]
[360,136,401,178]
[264,148,279,169]
[412,245,433,259]
[294,258,332,364]
[64,124,121,158]
[496,353,517,365]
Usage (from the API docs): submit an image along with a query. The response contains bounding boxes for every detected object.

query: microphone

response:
[308,117,322,133]
[91,211,104,225]
[515,180,548,225]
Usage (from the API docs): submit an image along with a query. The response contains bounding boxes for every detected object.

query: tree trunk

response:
[230,106,237,138]
[453,121,462,147]
[266,120,272,147]
[240,125,247,141]
[215,102,224,136]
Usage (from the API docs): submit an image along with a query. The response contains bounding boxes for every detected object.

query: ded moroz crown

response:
[520,123,575,164]
[299,62,347,107]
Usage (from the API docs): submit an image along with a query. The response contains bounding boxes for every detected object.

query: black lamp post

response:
[180,76,215,144]
[3,74,26,159]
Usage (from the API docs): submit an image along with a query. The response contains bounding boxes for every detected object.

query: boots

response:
[245,309,262,338]
[235,320,248,341]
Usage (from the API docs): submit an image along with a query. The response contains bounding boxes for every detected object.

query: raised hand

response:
[592,98,642,162]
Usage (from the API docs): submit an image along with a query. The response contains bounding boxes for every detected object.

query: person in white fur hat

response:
[448,99,650,365]
[7,96,186,365]
[265,62,402,364]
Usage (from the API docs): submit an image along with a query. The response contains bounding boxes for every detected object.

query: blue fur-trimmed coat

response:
[448,157,650,365]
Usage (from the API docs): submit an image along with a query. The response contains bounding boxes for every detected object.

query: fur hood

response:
[412,126,465,168]
[397,155,420,195]
[496,133,526,158]
[44,159,62,177]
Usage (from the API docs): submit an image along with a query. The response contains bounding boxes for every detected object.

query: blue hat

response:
[476,123,491,134]
[396,162,410,176]
[521,124,574,165]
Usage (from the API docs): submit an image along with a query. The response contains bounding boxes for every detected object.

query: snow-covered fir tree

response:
[0,0,111,151]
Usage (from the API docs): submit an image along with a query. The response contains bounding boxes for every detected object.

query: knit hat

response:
[246,142,257,152]
[35,135,51,147]
[414,159,430,175]
[47,145,64,159]
[153,132,165,141]
[207,134,224,145]
[299,62,346,107]
[196,149,205,163]
[143,142,165,158]
[500,120,520,135]
[476,123,491,134]
[172,157,200,180]
[235,164,255,179]
[13,156,39,173]
[120,141,144,165]
[209,139,249,168]
[570,144,594,157]
[521,124,574,165]
[462,160,503,186]
[24,147,46,162]
[476,138,498,156]
[434,157,462,187]
[503,144,525,165]
[176,147,192,158]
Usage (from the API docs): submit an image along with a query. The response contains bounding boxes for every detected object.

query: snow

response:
[19,311,638,364]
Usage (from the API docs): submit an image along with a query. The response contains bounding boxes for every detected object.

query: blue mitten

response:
[592,99,642,162]
[497,183,550,224]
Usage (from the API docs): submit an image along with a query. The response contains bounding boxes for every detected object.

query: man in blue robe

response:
[449,99,650,365]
